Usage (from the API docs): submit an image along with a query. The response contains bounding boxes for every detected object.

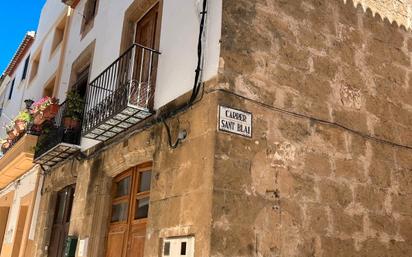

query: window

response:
[29,51,41,82]
[51,17,66,56]
[68,42,94,97]
[110,167,152,223]
[43,77,56,97]
[110,174,131,223]
[134,171,151,219]
[84,0,98,24]
[80,0,98,37]
[8,79,15,100]
[21,55,30,80]
[73,66,89,98]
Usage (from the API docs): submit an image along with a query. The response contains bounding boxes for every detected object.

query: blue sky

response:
[0,0,46,74]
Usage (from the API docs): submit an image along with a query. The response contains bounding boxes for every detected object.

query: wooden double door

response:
[48,185,75,257]
[106,164,152,257]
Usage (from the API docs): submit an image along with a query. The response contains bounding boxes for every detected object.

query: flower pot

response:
[14,120,26,133]
[43,103,59,120]
[7,130,18,140]
[33,113,45,125]
[63,117,81,129]
[30,124,41,135]
[1,141,11,154]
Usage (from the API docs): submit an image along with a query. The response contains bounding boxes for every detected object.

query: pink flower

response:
[31,97,58,115]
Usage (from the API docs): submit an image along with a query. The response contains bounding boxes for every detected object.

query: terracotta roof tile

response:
[2,31,35,77]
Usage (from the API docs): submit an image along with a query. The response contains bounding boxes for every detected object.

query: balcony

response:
[34,101,82,167]
[0,133,38,188]
[1,127,38,156]
[82,43,160,141]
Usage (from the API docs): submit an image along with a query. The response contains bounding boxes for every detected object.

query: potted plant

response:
[1,139,11,154]
[31,97,59,125]
[43,99,59,119]
[14,120,26,133]
[6,124,18,141]
[63,90,84,129]
[14,110,32,133]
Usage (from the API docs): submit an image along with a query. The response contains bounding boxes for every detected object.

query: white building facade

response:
[0,0,222,257]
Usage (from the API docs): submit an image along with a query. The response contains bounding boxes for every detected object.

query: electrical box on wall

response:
[77,237,89,257]
[162,236,195,257]
[64,235,78,257]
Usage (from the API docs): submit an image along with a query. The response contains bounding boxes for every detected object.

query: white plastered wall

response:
[0,51,32,139]
[0,0,69,139]
[0,0,70,242]
[0,168,39,244]
[24,1,69,104]
[154,0,222,109]
[57,0,222,150]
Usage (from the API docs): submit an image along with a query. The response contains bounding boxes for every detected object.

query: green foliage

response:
[15,110,33,123]
[34,122,53,153]
[65,90,85,120]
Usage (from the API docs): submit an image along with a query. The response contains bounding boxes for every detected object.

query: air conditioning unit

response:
[162,236,195,257]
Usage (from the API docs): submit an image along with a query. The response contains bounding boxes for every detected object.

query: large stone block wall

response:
[211,90,412,257]
[31,1,412,257]
[212,0,412,256]
[219,0,412,145]
[33,164,78,257]
[144,92,217,257]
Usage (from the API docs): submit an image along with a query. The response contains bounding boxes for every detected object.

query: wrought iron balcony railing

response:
[34,101,83,167]
[82,43,160,141]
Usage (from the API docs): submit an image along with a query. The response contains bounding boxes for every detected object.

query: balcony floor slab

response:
[83,105,151,141]
[34,142,81,167]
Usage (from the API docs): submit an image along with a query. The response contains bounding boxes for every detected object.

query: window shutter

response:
[8,78,15,100]
[22,55,30,80]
